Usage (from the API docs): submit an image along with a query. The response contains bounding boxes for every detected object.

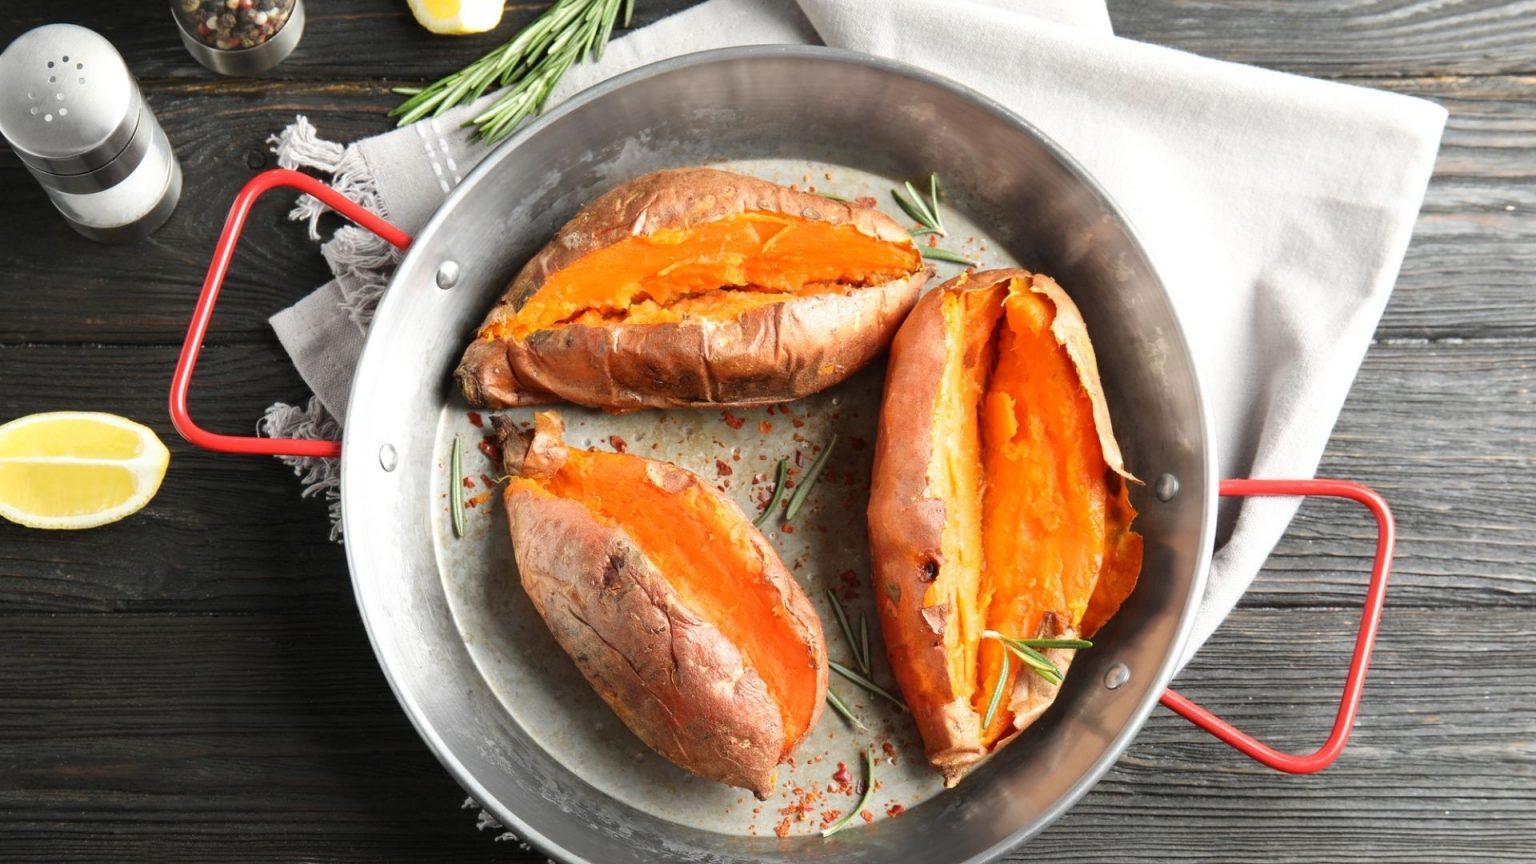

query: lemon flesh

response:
[0,412,170,530]
[407,0,504,35]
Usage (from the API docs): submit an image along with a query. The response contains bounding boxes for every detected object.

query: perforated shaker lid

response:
[0,24,142,176]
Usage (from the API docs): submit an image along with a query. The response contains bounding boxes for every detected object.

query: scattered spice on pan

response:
[753,459,789,528]
[784,434,837,521]
[982,645,1010,729]
[829,660,906,712]
[721,410,747,430]
[608,434,627,453]
[450,435,466,538]
[821,747,878,837]
[824,588,869,675]
[477,435,499,462]
[823,688,868,732]
[466,411,484,428]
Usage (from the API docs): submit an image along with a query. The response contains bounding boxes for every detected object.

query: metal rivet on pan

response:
[435,260,460,290]
[1154,473,1179,502]
[378,443,398,472]
[1104,663,1131,690]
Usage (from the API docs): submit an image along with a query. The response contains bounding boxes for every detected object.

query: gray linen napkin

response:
[261,0,1444,671]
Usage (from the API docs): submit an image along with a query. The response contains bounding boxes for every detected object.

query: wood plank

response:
[4,72,1533,345]
[0,606,1529,862]
[1106,0,1536,78]
[0,342,348,614]
[4,0,1531,83]
[0,338,1531,614]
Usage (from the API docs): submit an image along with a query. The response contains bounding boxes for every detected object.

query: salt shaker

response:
[0,24,183,243]
[171,0,305,76]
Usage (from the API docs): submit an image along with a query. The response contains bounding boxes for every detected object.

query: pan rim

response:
[340,43,1218,864]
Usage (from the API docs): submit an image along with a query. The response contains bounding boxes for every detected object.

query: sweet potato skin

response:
[497,414,828,798]
[867,269,1139,786]
[457,168,930,410]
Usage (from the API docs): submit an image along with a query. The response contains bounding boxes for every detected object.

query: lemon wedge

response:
[0,412,170,530]
[407,0,504,35]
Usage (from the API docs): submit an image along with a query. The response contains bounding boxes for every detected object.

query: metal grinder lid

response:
[0,24,143,177]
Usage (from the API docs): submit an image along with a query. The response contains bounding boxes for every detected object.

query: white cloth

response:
[265,0,1445,668]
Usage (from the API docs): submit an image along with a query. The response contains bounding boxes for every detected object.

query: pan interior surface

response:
[341,47,1213,864]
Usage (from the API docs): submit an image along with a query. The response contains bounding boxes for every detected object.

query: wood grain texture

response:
[3,24,1536,343]
[0,607,1530,862]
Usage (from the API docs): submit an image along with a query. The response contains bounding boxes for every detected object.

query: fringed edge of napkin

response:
[256,115,406,540]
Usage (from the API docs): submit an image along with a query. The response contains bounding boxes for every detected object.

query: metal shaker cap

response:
[0,24,142,177]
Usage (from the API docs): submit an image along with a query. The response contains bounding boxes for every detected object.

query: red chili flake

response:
[861,810,875,823]
[782,523,795,534]
[882,741,897,760]
[478,436,499,462]
[856,196,877,209]
[722,410,746,430]
[928,235,939,247]
[715,459,733,477]
[766,404,777,415]
[462,476,476,489]
[609,435,628,453]
[651,442,660,450]
[792,418,805,428]
[774,819,792,838]
[850,436,868,451]
[832,761,852,788]
[821,809,841,825]
[465,492,492,509]
[794,449,805,467]
[466,411,484,428]
[886,803,906,817]
[479,473,494,488]
[759,420,773,434]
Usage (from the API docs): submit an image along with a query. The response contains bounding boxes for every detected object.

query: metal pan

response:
[171,46,1395,863]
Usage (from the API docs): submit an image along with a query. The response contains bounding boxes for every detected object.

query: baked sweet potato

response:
[495,412,828,797]
[458,168,931,410]
[866,268,1143,786]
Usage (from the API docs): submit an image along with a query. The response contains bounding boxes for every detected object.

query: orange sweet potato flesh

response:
[489,212,919,340]
[499,413,827,797]
[868,269,1142,783]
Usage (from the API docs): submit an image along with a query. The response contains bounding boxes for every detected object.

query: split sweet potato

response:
[866,268,1143,786]
[495,412,828,797]
[458,168,931,411]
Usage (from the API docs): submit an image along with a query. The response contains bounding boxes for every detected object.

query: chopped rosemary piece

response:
[830,660,906,712]
[920,246,978,267]
[753,458,789,528]
[825,589,868,675]
[821,747,878,837]
[815,191,853,203]
[1020,637,1094,650]
[450,435,466,538]
[784,434,837,521]
[824,689,868,732]
[982,645,1010,729]
[859,613,871,680]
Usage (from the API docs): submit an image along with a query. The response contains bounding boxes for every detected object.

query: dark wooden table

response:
[2,2,1532,861]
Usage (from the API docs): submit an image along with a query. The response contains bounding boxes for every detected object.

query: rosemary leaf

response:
[891,187,936,232]
[825,589,867,675]
[1020,637,1094,650]
[830,660,906,712]
[753,458,789,528]
[982,645,1010,729]
[816,191,853,203]
[391,86,423,96]
[784,434,837,521]
[824,689,868,732]
[859,613,871,680]
[904,181,940,229]
[450,436,466,539]
[927,172,946,235]
[908,227,941,238]
[920,246,978,267]
[822,747,879,837]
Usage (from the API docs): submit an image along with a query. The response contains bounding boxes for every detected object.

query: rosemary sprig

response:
[920,246,979,267]
[784,434,837,521]
[824,689,868,732]
[450,435,466,538]
[891,173,974,267]
[982,629,1091,686]
[825,589,869,675]
[821,747,878,837]
[753,458,789,528]
[389,0,633,143]
[982,645,1010,729]
[830,660,906,712]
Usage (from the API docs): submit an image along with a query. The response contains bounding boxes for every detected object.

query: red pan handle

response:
[1160,478,1396,773]
[169,168,413,458]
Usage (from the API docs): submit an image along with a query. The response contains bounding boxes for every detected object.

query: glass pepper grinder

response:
[0,24,183,243]
[171,0,305,76]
